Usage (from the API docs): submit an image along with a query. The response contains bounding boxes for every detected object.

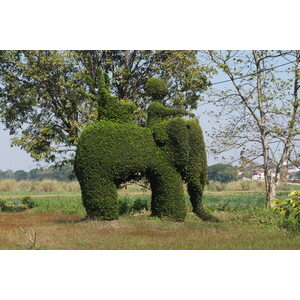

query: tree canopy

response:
[208,164,237,183]
[0,165,74,181]
[0,50,210,166]
[203,50,300,207]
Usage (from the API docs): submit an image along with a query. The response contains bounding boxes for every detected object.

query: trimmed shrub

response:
[145,78,169,101]
[150,115,209,219]
[75,119,187,221]
[99,97,136,123]
[75,76,208,222]
[147,101,193,126]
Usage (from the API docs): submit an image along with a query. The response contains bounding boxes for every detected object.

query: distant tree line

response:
[0,166,75,181]
[208,164,237,183]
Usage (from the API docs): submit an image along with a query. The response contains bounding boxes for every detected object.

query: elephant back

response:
[75,120,161,184]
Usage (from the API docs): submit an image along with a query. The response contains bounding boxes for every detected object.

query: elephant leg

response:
[187,176,218,222]
[80,176,118,220]
[148,163,186,222]
[187,176,204,216]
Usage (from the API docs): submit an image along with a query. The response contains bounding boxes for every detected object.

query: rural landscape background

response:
[1,50,300,250]
[1,165,300,249]
[1,2,299,300]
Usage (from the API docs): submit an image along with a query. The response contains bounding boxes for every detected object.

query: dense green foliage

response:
[75,119,187,221]
[208,164,237,183]
[75,76,208,221]
[149,116,209,218]
[0,166,74,181]
[21,196,36,209]
[145,78,169,101]
[147,101,194,126]
[99,98,136,123]
[273,191,300,231]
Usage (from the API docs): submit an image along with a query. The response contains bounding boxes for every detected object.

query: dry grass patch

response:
[1,211,300,250]
[0,179,80,194]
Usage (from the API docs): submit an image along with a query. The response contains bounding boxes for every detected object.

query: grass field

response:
[1,181,300,250]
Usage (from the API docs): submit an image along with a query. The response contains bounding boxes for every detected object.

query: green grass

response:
[0,188,299,249]
[33,195,86,214]
[203,191,292,210]
[1,190,293,216]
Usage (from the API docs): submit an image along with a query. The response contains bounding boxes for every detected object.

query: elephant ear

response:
[151,118,191,175]
[166,118,207,185]
[166,118,190,175]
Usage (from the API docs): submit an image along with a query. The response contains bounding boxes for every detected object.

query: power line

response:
[211,60,297,86]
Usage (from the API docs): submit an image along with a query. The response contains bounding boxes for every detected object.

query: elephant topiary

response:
[75,75,210,221]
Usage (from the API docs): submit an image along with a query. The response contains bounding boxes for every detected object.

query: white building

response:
[252,169,276,180]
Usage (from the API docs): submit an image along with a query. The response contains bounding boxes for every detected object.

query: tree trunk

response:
[265,171,280,208]
[266,179,276,208]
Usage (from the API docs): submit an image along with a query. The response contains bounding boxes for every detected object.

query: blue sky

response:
[0,126,40,171]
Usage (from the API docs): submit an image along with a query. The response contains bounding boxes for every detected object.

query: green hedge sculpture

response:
[75,75,209,221]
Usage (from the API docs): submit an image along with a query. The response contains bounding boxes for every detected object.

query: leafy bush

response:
[118,198,134,215]
[21,196,36,209]
[273,191,300,231]
[133,197,150,213]
[0,199,27,212]
[118,197,151,215]
[75,119,187,221]
[0,199,7,209]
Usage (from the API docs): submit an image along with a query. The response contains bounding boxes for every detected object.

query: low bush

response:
[118,198,134,215]
[273,191,300,231]
[118,196,151,216]
[21,196,36,209]
[0,198,27,212]
[133,197,150,213]
[0,199,7,208]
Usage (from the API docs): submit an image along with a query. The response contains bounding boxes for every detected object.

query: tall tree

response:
[76,50,209,108]
[208,164,237,183]
[203,50,300,207]
[0,50,210,166]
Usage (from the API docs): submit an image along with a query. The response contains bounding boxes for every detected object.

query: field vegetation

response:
[1,180,300,249]
[0,178,297,195]
[0,179,80,194]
